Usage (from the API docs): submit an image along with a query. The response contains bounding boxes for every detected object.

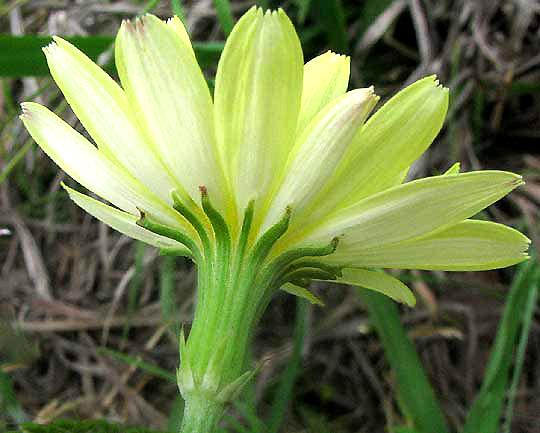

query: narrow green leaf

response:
[267,298,307,433]
[0,98,66,186]
[222,414,253,433]
[159,256,177,326]
[171,0,186,20]
[503,265,538,433]
[142,0,161,14]
[0,35,113,76]
[19,419,170,433]
[256,0,270,9]
[0,371,25,424]
[98,347,177,383]
[281,282,324,305]
[299,406,343,433]
[0,36,224,77]
[310,0,348,53]
[390,427,423,433]
[229,399,267,433]
[214,0,235,36]
[357,289,450,433]
[294,0,313,24]
[167,394,185,433]
[2,79,17,117]
[508,80,540,95]
[356,0,394,35]
[0,138,33,185]
[463,257,539,433]
[123,242,145,342]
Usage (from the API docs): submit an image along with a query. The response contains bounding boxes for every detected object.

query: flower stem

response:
[179,394,224,433]
[156,195,340,432]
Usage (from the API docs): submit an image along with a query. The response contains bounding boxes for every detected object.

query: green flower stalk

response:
[21,7,528,432]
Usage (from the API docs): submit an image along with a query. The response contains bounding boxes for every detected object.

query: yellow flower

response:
[20,7,530,425]
[20,8,528,308]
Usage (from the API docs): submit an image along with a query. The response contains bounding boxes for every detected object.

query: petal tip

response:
[510,175,525,189]
[419,74,448,92]
[42,41,59,57]
[119,18,129,29]
[19,102,38,119]
[404,294,416,307]
[19,102,30,117]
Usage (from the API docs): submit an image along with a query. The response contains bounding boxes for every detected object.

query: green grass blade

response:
[141,0,160,15]
[0,370,25,424]
[0,138,34,185]
[19,419,170,433]
[357,288,450,433]
[142,0,161,14]
[159,256,178,334]
[299,406,343,433]
[98,347,176,383]
[0,35,113,76]
[310,0,348,53]
[228,399,267,433]
[214,0,234,36]
[463,257,539,433]
[503,264,538,433]
[267,298,308,433]
[0,36,224,77]
[2,78,18,117]
[122,241,146,342]
[171,0,185,20]
[0,98,66,186]
[294,0,313,24]
[193,41,225,68]
[167,394,185,433]
[256,0,270,9]
[390,428,422,433]
[356,0,394,35]
[222,414,253,433]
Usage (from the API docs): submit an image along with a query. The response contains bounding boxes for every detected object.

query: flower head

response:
[21,7,529,313]
[20,8,530,415]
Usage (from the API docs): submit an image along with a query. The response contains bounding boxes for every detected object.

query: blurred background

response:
[1,1,539,432]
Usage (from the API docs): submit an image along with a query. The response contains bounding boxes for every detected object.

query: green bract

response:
[21,6,529,431]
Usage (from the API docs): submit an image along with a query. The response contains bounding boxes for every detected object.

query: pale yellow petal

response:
[298,77,449,231]
[116,14,225,209]
[264,88,377,232]
[65,185,189,253]
[444,162,461,175]
[328,220,530,271]
[307,171,523,249]
[322,269,415,306]
[297,51,350,135]
[20,102,188,231]
[44,37,176,206]
[214,7,304,217]
[167,16,195,56]
[339,76,449,204]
